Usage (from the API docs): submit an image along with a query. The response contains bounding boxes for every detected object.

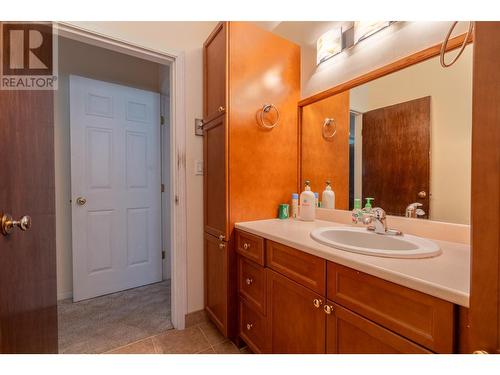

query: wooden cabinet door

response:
[267,269,325,353]
[204,232,228,336]
[203,22,227,123]
[326,302,430,354]
[203,116,228,239]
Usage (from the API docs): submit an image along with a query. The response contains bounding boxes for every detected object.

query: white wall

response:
[55,37,163,299]
[350,47,472,224]
[65,22,217,312]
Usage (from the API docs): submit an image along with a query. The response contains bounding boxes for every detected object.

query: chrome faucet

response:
[405,203,425,218]
[352,206,402,236]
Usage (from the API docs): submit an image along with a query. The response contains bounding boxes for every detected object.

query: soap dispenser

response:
[321,180,335,209]
[364,198,374,212]
[300,180,315,221]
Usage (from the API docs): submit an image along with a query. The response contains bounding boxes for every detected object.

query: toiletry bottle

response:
[364,198,374,212]
[291,193,299,219]
[352,198,363,222]
[299,180,315,221]
[314,192,319,208]
[321,180,335,209]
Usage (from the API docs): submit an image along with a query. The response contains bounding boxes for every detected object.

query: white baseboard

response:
[58,291,73,301]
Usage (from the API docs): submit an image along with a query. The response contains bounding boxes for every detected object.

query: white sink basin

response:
[310,227,441,259]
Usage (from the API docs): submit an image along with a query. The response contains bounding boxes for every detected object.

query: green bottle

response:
[364,197,374,210]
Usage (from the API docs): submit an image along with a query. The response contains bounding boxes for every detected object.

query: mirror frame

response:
[297,31,473,199]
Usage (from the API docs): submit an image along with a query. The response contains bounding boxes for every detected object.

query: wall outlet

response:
[194,160,203,175]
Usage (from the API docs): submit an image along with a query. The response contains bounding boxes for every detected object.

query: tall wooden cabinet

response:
[203,22,300,338]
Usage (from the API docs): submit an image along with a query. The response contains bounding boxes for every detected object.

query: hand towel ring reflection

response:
[260,104,280,129]
[440,21,474,68]
[322,118,337,140]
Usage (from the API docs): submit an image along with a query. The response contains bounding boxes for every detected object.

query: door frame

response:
[56,22,188,329]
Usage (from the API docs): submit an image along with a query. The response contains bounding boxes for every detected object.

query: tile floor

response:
[58,280,172,354]
[105,313,251,354]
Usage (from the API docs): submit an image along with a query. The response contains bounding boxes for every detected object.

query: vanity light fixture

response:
[353,21,392,44]
[316,27,343,65]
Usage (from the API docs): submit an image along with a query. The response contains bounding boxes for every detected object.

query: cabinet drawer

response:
[266,241,326,295]
[238,256,266,314]
[235,230,265,265]
[327,262,454,353]
[327,302,431,354]
[239,301,268,353]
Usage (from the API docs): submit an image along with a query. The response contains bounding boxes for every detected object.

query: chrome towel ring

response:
[259,104,280,129]
[440,21,474,68]
[322,118,337,140]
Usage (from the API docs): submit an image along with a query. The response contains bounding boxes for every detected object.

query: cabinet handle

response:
[323,304,334,315]
[218,106,225,113]
[219,242,226,249]
[246,323,253,331]
[243,243,250,250]
[245,277,253,286]
[313,299,323,308]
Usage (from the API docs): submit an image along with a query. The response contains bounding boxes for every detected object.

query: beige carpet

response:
[58,280,172,354]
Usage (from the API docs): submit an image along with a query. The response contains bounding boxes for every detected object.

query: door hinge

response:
[160,115,165,125]
[161,183,165,193]
[162,250,166,260]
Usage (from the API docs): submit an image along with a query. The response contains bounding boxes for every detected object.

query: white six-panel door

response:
[70,75,162,302]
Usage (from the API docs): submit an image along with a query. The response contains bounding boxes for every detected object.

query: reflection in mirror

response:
[300,44,472,224]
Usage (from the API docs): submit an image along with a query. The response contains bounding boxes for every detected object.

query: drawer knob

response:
[218,106,225,113]
[323,304,334,315]
[245,277,253,285]
[313,299,323,308]
[218,234,226,241]
[243,243,250,250]
[246,323,253,331]
[219,242,226,249]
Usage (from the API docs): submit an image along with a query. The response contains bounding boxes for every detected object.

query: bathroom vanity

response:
[234,219,469,354]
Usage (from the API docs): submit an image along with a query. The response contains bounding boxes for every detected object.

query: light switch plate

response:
[195,160,203,175]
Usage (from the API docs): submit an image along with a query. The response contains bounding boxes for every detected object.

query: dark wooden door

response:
[203,22,226,123]
[0,90,58,353]
[469,21,500,354]
[362,97,430,217]
[326,302,430,354]
[203,116,228,239]
[204,232,228,336]
[267,269,325,353]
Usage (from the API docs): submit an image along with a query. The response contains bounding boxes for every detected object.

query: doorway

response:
[55,36,173,353]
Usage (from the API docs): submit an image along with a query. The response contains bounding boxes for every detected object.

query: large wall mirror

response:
[300,44,472,225]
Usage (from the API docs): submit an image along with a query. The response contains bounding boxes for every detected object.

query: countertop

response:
[235,218,470,307]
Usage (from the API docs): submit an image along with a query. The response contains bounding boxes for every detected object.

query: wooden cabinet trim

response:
[327,262,454,353]
[266,240,326,295]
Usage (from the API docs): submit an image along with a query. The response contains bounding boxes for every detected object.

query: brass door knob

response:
[1,214,32,235]
[245,277,253,285]
[218,106,225,113]
[219,242,226,249]
[243,243,250,250]
[418,191,427,198]
[324,305,334,315]
[76,197,87,206]
[246,323,253,331]
[218,234,226,241]
[313,299,323,308]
